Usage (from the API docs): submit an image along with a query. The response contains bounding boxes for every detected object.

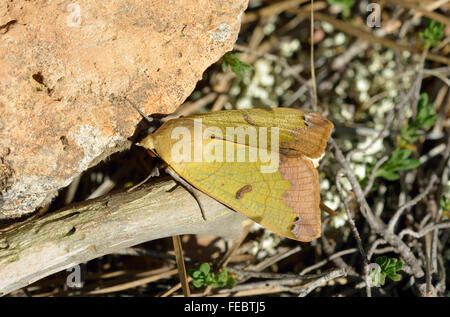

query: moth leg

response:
[165,167,207,221]
[127,165,160,193]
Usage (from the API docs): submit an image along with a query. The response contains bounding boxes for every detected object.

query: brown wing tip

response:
[304,112,334,135]
[301,112,334,158]
[291,217,321,242]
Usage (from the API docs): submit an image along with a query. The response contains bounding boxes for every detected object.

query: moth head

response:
[139,134,156,151]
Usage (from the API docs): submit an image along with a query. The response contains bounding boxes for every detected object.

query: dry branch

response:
[0,179,246,296]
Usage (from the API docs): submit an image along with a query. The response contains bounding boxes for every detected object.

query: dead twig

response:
[172,235,190,297]
[363,156,389,196]
[388,174,439,233]
[336,171,371,296]
[297,268,347,297]
[299,248,357,275]
[399,222,450,239]
[0,180,247,296]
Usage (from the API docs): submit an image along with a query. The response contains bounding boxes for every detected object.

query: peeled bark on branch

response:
[0,178,246,296]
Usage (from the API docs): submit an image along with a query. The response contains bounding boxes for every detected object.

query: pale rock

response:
[0,0,248,219]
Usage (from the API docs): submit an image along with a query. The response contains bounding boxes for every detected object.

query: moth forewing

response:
[140,108,333,242]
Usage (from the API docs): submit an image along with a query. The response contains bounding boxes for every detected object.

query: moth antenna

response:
[124,97,154,124]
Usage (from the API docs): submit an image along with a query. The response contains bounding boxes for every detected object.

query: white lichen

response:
[209,24,232,42]
[1,125,126,218]
[69,124,125,173]
[1,176,58,217]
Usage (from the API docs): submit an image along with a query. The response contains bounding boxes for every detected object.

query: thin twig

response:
[242,0,310,24]
[431,137,450,272]
[399,222,450,239]
[336,171,371,296]
[367,239,388,261]
[387,174,439,233]
[412,49,428,117]
[297,268,347,297]
[363,156,389,196]
[87,269,178,295]
[172,235,190,297]
[230,267,347,281]
[310,0,318,111]
[300,248,357,275]
[391,0,450,27]
[247,245,302,272]
[212,268,346,297]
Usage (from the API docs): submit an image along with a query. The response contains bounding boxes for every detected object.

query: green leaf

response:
[189,263,236,289]
[211,268,235,288]
[217,270,228,283]
[400,93,437,148]
[420,20,444,47]
[394,260,404,271]
[373,256,404,286]
[401,159,421,170]
[192,279,204,288]
[379,274,386,286]
[226,276,236,289]
[375,170,399,181]
[199,262,210,274]
[390,273,401,282]
[376,256,387,267]
[204,274,214,286]
[416,93,437,128]
[440,196,450,218]
[374,148,420,181]
[221,52,253,81]
[327,0,355,19]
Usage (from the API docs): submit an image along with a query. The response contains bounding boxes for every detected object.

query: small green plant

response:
[399,93,437,148]
[221,52,253,81]
[189,263,236,289]
[361,147,420,191]
[440,195,450,219]
[362,95,435,187]
[364,94,435,188]
[327,0,355,19]
[370,256,403,286]
[374,148,420,181]
[420,20,444,47]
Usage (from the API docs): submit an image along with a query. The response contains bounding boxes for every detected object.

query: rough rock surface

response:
[0,0,248,219]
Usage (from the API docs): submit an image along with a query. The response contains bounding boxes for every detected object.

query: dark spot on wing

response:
[235,184,252,199]
[243,114,258,126]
